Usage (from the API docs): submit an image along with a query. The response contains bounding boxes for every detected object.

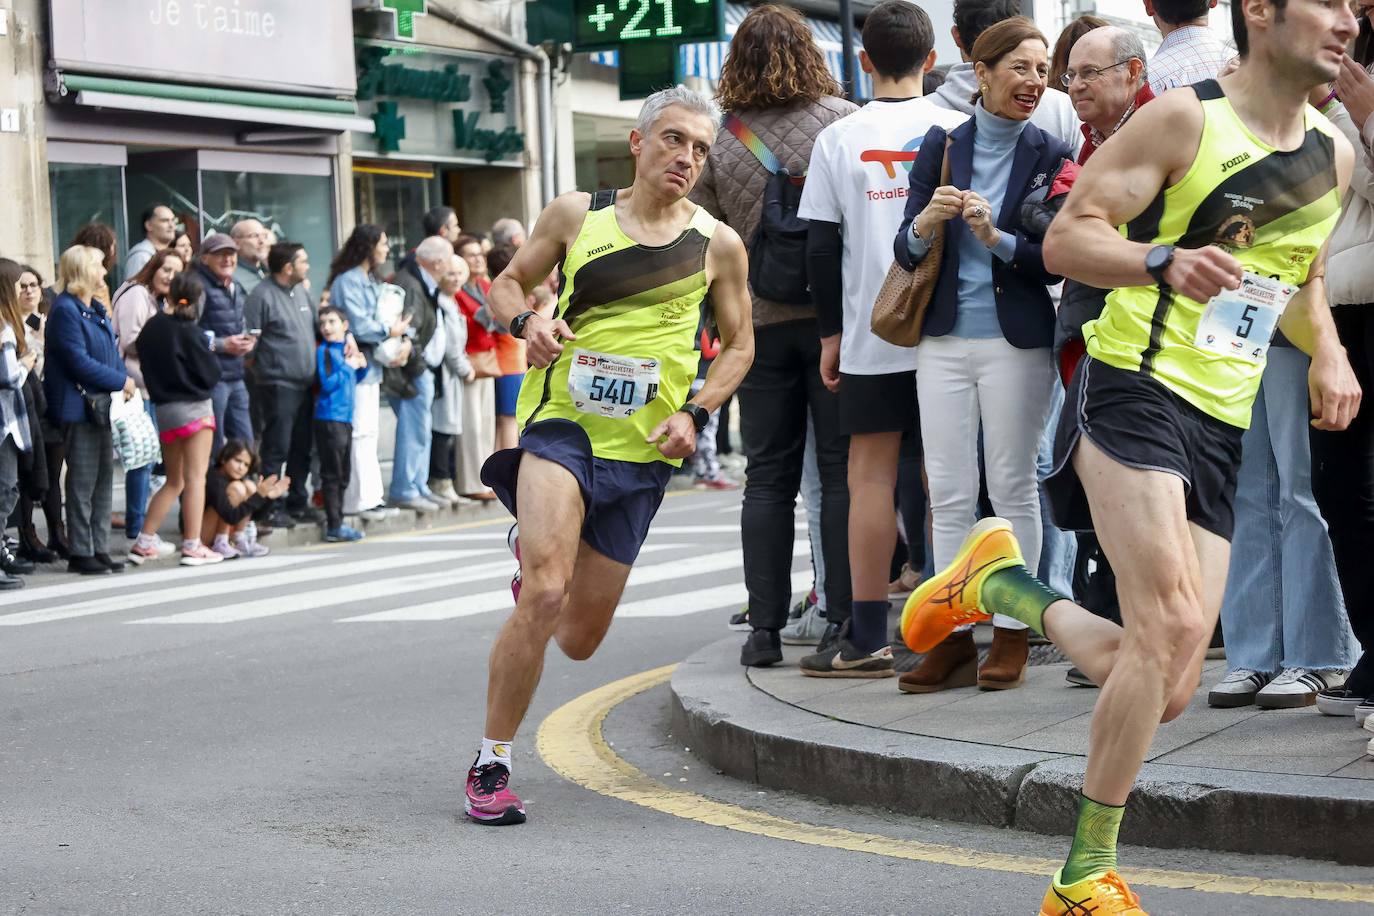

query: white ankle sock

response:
[182,538,201,552]
[136,532,157,549]
[476,738,512,772]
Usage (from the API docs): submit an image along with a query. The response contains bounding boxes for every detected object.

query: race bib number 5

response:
[567,349,661,419]
[1193,271,1296,363]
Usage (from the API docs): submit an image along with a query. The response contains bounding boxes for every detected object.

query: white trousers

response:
[455,377,496,494]
[916,335,1056,630]
[344,381,384,514]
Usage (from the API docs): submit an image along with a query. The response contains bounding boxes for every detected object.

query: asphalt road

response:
[4,487,1373,915]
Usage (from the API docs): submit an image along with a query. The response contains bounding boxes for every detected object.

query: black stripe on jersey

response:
[562,231,709,326]
[524,346,564,429]
[1127,187,1168,242]
[1174,129,1335,250]
[1139,286,1175,376]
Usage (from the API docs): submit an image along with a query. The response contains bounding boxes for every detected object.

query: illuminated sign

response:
[572,0,722,50]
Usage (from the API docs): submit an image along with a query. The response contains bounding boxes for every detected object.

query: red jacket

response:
[1077,82,1156,165]
[454,278,497,354]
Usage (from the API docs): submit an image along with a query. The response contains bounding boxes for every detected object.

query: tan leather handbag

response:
[871,139,952,348]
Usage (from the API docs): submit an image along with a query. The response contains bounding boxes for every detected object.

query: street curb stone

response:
[673,637,1374,866]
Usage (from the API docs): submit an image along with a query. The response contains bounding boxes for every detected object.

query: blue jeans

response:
[211,378,254,455]
[387,370,435,503]
[1037,377,1077,597]
[124,397,158,538]
[1220,346,1355,673]
[800,416,826,612]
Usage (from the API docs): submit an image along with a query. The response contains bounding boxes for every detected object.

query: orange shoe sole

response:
[899,518,1020,654]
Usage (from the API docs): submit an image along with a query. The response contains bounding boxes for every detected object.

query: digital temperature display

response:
[572,0,722,50]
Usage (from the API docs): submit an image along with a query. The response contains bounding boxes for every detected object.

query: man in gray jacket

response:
[936,0,1082,152]
[244,241,318,528]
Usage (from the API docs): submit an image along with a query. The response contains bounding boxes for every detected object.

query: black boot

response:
[18,524,57,564]
[740,628,783,667]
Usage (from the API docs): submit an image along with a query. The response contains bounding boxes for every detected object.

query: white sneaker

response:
[1357,699,1374,728]
[1256,668,1347,709]
[359,507,388,522]
[1207,669,1272,708]
[781,602,829,646]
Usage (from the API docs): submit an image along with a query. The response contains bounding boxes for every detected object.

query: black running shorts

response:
[1045,357,1245,541]
[838,370,917,435]
[481,418,672,566]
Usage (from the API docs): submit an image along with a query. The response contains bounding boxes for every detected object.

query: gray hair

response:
[491,218,526,246]
[415,235,455,265]
[1106,27,1148,81]
[635,85,721,136]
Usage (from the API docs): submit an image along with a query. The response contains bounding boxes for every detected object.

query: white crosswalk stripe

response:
[0,549,493,627]
[340,543,804,622]
[617,570,812,618]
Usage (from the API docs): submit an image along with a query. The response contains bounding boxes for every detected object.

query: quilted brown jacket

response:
[690,96,857,328]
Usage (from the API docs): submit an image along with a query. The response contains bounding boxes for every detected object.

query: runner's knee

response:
[554,627,605,661]
[516,583,569,623]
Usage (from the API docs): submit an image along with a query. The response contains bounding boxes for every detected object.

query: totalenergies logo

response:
[860,137,923,179]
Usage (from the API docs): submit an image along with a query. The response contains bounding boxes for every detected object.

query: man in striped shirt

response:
[1144,0,1232,93]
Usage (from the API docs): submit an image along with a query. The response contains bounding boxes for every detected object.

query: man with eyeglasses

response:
[1065,28,1154,164]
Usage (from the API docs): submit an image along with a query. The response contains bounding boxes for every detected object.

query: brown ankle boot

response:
[978,626,1030,690]
[898,629,977,694]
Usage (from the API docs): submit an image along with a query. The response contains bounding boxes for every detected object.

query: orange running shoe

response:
[1039,869,1148,915]
[899,517,1024,653]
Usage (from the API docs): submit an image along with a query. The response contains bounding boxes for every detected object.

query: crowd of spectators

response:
[0,206,543,584]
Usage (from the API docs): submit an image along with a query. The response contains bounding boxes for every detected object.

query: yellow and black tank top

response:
[517,188,717,465]
[1084,79,1341,428]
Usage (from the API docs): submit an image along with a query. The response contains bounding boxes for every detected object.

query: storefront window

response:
[354,168,439,275]
[200,170,336,287]
[126,166,201,246]
[48,163,128,283]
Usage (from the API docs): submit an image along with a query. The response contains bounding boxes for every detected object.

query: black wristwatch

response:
[509,310,537,339]
[679,403,709,432]
[1145,244,1176,287]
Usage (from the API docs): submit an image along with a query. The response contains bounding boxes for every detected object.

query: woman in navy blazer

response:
[890,18,1074,692]
[45,245,133,574]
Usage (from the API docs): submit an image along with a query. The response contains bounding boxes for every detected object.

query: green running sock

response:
[1061,794,1124,885]
[977,564,1065,636]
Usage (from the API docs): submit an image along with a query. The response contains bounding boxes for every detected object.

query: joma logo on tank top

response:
[1220,151,1252,172]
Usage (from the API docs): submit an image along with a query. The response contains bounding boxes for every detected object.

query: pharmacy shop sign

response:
[48,0,357,95]
[352,42,525,165]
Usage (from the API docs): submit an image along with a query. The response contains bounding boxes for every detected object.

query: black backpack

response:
[724,114,811,306]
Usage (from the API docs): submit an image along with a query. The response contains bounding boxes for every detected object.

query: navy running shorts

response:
[480,418,673,565]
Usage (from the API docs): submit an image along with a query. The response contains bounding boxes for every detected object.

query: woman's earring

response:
[981,84,989,95]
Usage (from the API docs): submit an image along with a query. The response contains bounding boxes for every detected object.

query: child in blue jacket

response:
[315,306,369,542]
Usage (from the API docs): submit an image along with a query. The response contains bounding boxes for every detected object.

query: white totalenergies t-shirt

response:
[798,96,969,375]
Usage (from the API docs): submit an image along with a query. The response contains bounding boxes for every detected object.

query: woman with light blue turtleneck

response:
[892,17,1075,693]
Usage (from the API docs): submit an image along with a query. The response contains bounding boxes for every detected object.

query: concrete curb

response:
[671,637,1374,866]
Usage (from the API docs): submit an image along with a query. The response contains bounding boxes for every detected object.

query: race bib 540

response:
[567,349,661,419]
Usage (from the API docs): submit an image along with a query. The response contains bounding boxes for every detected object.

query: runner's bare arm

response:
[1044,91,1244,302]
[693,224,755,413]
[1278,135,1362,431]
[488,192,591,367]
[643,224,754,460]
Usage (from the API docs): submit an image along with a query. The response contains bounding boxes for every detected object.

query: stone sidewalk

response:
[672,632,1374,865]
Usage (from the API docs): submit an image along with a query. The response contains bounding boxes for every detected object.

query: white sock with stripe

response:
[476,738,513,773]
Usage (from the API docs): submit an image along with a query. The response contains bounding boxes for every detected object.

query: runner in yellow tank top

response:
[896,0,1362,911]
[456,86,755,827]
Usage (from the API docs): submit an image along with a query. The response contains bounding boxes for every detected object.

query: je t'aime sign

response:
[48,0,357,95]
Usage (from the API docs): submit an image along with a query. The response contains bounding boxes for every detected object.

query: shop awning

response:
[61,74,376,134]
[588,2,873,99]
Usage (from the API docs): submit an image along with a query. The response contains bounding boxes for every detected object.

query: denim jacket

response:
[329,266,386,384]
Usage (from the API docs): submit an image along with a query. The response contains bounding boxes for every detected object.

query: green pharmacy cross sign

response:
[381,0,428,41]
[572,0,722,51]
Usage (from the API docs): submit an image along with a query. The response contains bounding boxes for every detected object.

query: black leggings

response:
[1312,305,1374,695]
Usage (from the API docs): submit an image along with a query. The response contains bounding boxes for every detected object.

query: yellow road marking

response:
[537,664,1374,905]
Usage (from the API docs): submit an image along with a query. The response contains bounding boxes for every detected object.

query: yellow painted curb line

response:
[536,664,1374,905]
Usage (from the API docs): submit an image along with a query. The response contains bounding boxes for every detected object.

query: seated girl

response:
[203,440,288,559]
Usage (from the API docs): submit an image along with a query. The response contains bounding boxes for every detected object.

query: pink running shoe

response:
[508,524,521,602]
[180,544,225,567]
[465,763,526,825]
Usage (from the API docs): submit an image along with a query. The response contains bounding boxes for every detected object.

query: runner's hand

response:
[819,334,841,392]
[1309,344,1362,431]
[1162,246,1243,302]
[646,410,697,460]
[525,314,575,369]
[915,186,966,239]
